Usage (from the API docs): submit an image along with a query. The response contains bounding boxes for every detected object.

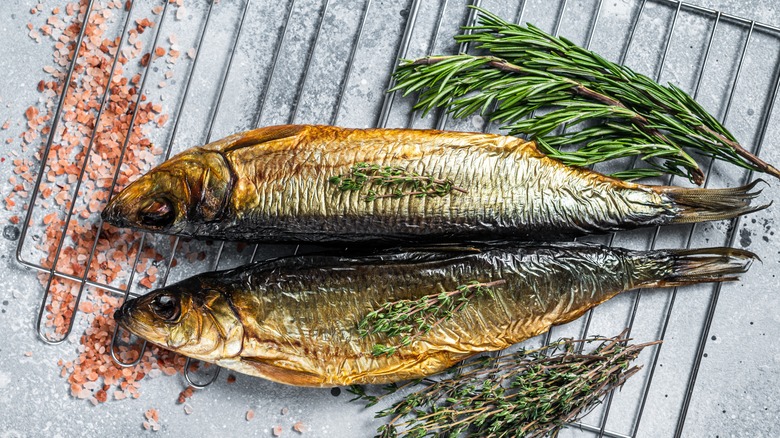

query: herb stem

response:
[390,6,780,185]
[359,279,507,356]
[330,163,467,202]
[352,332,660,437]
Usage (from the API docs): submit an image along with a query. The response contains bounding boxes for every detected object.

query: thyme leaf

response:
[350,331,660,438]
[359,280,506,357]
[330,163,467,202]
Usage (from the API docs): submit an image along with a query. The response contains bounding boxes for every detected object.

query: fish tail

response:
[636,247,757,288]
[663,179,769,224]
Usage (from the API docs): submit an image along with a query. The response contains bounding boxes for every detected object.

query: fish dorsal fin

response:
[205,125,308,153]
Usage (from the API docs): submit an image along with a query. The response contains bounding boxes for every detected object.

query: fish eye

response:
[149,292,180,322]
[139,198,175,228]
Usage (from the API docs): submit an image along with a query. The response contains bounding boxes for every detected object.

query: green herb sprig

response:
[359,279,506,356]
[349,332,660,438]
[330,163,467,202]
[391,6,780,185]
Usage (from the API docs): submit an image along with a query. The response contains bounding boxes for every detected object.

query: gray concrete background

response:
[0,0,778,436]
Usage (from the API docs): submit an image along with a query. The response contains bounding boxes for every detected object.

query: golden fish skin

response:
[101,125,764,243]
[114,243,754,387]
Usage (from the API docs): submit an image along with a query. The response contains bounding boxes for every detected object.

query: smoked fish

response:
[114,243,755,387]
[102,125,765,243]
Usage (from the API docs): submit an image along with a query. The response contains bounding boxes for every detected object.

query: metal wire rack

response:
[16,0,780,436]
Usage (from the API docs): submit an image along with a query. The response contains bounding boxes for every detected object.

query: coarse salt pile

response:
[11,0,196,405]
[58,296,188,404]
[143,408,161,432]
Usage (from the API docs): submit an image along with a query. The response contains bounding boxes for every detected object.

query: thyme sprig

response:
[330,163,467,202]
[391,6,780,185]
[350,332,660,438]
[359,280,506,356]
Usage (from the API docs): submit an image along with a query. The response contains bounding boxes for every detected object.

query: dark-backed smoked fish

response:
[114,243,755,387]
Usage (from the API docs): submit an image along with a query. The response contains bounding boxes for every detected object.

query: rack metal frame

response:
[15,1,779,436]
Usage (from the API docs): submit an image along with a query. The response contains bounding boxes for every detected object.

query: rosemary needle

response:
[391,6,780,185]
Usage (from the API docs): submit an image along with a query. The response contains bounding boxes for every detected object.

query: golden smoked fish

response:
[102,125,765,243]
[114,243,755,387]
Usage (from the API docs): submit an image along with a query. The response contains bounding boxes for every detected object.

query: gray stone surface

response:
[0,0,778,436]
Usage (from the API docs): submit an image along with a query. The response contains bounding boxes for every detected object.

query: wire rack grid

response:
[15,0,780,436]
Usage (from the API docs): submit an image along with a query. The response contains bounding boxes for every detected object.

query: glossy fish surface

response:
[114,243,755,387]
[101,125,765,243]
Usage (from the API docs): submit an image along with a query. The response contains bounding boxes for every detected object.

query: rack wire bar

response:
[619,11,750,437]
[30,0,142,344]
[376,0,422,128]
[17,0,780,436]
[14,0,96,269]
[589,1,685,434]
[594,11,770,438]
[596,9,725,437]
[111,0,221,367]
[14,0,98,323]
[112,0,246,373]
[403,0,450,130]
[178,0,256,388]
[434,0,481,131]
[513,1,677,435]
[570,0,649,353]
[673,32,780,438]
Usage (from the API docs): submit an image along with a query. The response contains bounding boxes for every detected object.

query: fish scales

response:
[245,249,607,380]
[114,243,757,387]
[101,125,768,243]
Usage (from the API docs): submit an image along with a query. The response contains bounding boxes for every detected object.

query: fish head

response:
[101,148,232,234]
[114,279,244,362]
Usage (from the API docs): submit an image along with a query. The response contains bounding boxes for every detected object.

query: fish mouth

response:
[101,199,129,227]
[112,299,162,346]
[113,301,132,328]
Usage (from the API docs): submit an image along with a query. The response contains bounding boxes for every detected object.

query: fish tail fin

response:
[636,247,757,288]
[663,180,769,224]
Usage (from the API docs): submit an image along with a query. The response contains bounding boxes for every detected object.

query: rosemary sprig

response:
[359,280,506,356]
[391,6,780,185]
[330,163,467,202]
[350,332,660,438]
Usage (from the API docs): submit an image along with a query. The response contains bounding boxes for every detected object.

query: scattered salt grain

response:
[177,386,194,403]
[144,408,161,432]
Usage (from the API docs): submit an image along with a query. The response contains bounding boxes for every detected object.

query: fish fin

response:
[663,179,769,224]
[209,125,308,153]
[638,247,757,288]
[239,357,327,387]
[372,244,483,255]
[271,244,485,265]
